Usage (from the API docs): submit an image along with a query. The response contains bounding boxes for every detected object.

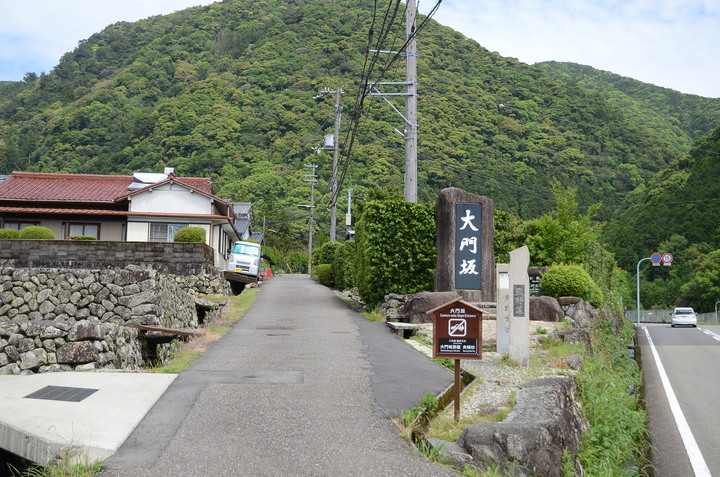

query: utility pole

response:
[405,0,418,203]
[315,87,344,241]
[368,0,419,203]
[299,164,318,275]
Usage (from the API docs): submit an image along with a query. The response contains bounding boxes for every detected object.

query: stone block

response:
[530,296,563,322]
[57,341,99,364]
[20,349,48,370]
[68,320,104,341]
[401,291,461,324]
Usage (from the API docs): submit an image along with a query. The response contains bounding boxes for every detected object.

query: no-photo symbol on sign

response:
[449,318,466,337]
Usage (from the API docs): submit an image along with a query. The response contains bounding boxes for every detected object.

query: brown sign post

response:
[427,298,483,421]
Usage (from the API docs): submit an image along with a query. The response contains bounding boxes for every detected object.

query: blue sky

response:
[1,0,718,97]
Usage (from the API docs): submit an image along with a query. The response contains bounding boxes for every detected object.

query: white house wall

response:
[130,183,212,214]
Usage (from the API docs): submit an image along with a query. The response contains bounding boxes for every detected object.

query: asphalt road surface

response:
[638,323,720,476]
[100,274,457,477]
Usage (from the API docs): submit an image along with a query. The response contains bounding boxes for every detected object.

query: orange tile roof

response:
[0,206,228,219]
[0,172,215,203]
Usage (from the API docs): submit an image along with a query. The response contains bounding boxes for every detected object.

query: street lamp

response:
[636,257,651,325]
[715,301,720,324]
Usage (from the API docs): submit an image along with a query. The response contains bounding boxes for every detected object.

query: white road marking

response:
[700,327,720,342]
[642,326,711,477]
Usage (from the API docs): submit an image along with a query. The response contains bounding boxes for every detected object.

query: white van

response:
[227,241,262,279]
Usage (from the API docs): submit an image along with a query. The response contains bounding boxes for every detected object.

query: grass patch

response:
[538,336,585,357]
[410,334,432,347]
[426,382,516,442]
[150,288,260,374]
[15,448,101,477]
[394,392,440,441]
[575,314,648,475]
[362,310,386,322]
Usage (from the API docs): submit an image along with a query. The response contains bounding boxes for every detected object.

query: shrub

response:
[18,226,55,239]
[0,229,20,239]
[313,241,341,266]
[283,250,309,274]
[315,264,333,287]
[541,263,604,306]
[355,200,436,307]
[68,235,98,240]
[333,241,357,290]
[174,226,206,243]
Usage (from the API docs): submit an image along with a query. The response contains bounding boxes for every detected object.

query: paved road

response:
[638,323,720,476]
[100,274,457,476]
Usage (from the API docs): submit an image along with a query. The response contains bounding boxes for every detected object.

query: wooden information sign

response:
[427,298,483,421]
[428,298,483,360]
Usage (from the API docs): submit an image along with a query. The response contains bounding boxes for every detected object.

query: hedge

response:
[315,264,333,287]
[355,200,436,307]
[0,229,20,239]
[333,241,357,290]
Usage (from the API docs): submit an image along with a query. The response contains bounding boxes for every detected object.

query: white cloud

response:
[1,0,718,97]
[0,1,216,79]
[422,0,720,97]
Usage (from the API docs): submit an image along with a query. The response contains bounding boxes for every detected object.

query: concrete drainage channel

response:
[409,368,475,443]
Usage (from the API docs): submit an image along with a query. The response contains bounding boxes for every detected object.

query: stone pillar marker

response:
[495,263,510,353]
[508,246,530,366]
[434,188,496,303]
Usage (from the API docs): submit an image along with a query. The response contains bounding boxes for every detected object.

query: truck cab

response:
[227,241,262,279]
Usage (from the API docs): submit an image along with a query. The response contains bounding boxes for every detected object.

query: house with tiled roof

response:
[0,169,248,269]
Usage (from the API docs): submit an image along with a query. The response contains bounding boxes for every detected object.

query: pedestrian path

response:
[99,274,457,476]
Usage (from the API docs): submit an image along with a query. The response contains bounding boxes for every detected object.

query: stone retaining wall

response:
[0,319,142,374]
[0,240,234,374]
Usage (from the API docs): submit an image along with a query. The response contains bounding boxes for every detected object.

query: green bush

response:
[315,264,333,287]
[0,229,21,239]
[355,200,436,307]
[541,264,604,306]
[313,241,341,266]
[333,241,357,290]
[282,249,308,274]
[68,235,98,240]
[173,226,206,243]
[18,226,55,239]
[262,245,280,266]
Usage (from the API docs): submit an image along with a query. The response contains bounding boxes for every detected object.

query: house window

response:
[149,223,188,242]
[3,221,39,230]
[67,223,99,239]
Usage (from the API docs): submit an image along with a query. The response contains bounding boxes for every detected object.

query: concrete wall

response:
[0,240,218,279]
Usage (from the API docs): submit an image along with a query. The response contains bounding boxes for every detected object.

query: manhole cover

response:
[24,385,99,403]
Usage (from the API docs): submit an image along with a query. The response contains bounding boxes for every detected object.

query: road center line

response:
[642,326,711,476]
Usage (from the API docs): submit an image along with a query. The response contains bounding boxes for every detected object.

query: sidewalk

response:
[99,274,457,476]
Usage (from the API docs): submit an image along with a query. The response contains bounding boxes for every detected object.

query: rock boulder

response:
[401,291,461,323]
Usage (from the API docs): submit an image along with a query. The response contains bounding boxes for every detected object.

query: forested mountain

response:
[536,61,720,153]
[0,0,717,262]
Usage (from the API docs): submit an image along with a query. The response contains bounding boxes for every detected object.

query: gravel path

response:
[407,320,571,419]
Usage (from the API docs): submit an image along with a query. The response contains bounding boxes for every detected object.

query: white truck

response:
[227,241,262,280]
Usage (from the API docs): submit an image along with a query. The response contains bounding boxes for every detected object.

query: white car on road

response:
[671,307,697,327]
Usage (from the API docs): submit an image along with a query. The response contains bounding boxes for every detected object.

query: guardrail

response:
[625,310,719,324]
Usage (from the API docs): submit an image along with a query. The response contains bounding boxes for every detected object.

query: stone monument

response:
[495,263,510,353]
[508,246,530,366]
[434,188,496,303]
